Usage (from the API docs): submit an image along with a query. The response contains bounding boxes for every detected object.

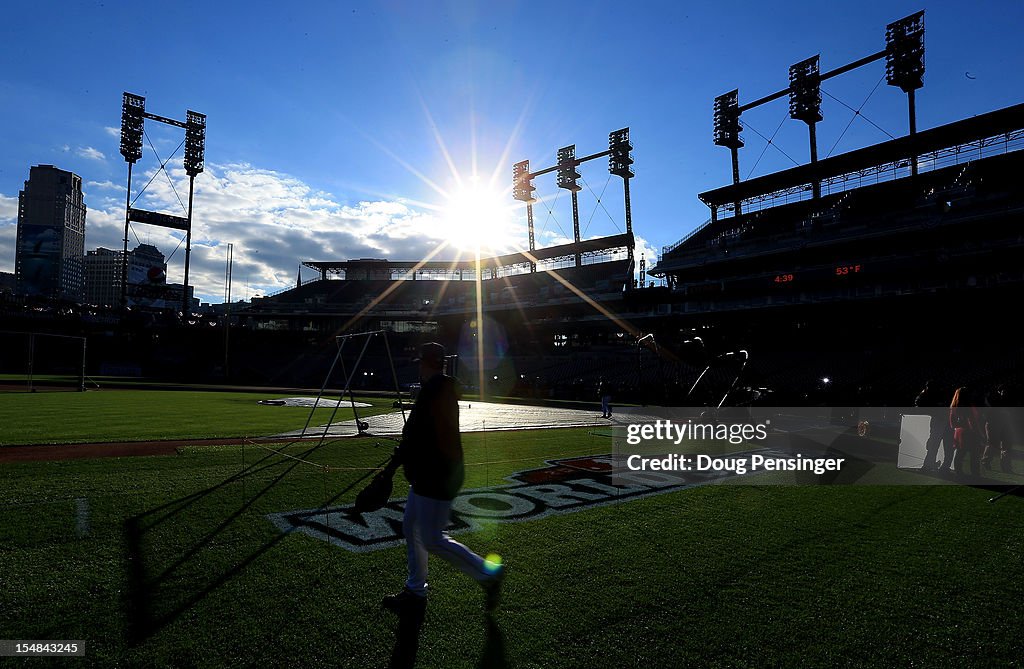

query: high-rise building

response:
[85,243,169,306]
[84,247,123,307]
[15,165,86,301]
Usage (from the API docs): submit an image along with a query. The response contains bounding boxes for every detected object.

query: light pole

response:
[223,243,233,380]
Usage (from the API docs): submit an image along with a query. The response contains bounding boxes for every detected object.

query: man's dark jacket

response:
[400,373,464,501]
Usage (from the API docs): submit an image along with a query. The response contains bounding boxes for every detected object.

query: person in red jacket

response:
[383,342,505,615]
[949,385,984,478]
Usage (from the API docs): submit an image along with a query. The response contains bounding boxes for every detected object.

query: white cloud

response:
[0,195,17,274]
[77,146,106,161]
[0,222,16,274]
[39,162,464,302]
[0,194,17,222]
[633,234,662,286]
[104,126,120,138]
[86,180,126,192]
[0,162,645,303]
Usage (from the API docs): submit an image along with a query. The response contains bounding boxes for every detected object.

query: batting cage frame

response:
[230,330,413,551]
[297,330,408,446]
[0,330,88,393]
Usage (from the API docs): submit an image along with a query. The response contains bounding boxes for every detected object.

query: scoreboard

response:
[772,263,865,286]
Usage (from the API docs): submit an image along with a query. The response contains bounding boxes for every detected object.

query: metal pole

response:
[809,123,821,199]
[182,174,196,314]
[572,191,581,267]
[79,336,87,392]
[908,89,919,177]
[121,162,133,309]
[531,149,612,178]
[624,178,634,261]
[224,243,233,380]
[527,202,536,272]
[730,147,742,217]
[739,49,886,113]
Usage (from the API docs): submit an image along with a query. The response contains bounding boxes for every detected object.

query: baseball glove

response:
[354,448,402,513]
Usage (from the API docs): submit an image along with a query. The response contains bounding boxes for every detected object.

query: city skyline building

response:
[84,243,168,307]
[15,165,86,301]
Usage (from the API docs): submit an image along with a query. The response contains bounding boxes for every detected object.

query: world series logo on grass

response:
[267,453,763,552]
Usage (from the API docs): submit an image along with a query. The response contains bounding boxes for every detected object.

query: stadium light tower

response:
[119,93,145,308]
[713,90,744,216]
[117,92,207,314]
[886,11,925,176]
[789,55,823,199]
[608,128,635,261]
[513,131,636,271]
[556,145,583,266]
[512,159,537,272]
[183,110,207,312]
[119,93,145,164]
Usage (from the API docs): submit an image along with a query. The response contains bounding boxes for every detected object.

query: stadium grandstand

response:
[242,232,641,398]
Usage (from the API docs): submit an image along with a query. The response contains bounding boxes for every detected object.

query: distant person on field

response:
[599,377,612,418]
[949,385,984,478]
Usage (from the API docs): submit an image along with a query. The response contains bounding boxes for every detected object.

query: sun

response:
[441,177,516,253]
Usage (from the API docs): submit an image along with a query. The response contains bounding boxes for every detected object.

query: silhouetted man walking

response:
[383,342,505,617]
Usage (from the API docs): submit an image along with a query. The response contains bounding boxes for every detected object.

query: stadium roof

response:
[700,102,1024,208]
[303,233,634,276]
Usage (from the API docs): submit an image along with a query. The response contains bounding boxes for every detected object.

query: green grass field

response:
[0,389,395,445]
[1,391,1022,667]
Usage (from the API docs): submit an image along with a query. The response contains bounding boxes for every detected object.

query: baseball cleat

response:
[382,588,426,615]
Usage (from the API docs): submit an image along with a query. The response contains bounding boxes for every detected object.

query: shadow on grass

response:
[123,437,384,647]
[387,602,426,669]
[477,615,509,669]
[386,607,508,669]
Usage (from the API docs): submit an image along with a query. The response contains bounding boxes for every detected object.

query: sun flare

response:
[441,178,516,253]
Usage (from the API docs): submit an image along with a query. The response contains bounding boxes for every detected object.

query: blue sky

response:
[1,1,1021,304]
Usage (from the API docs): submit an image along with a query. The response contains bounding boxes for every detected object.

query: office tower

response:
[15,165,86,301]
[84,244,168,307]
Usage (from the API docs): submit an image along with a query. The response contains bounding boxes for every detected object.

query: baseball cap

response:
[414,342,446,366]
